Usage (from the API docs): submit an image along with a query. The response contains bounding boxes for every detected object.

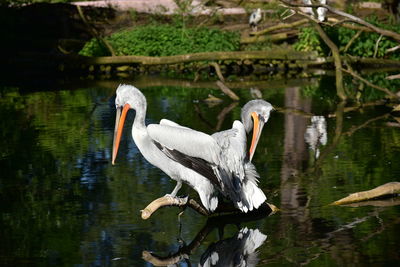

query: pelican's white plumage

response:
[112,84,273,213]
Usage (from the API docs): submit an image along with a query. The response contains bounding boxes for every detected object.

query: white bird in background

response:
[303,0,328,22]
[249,8,262,31]
[112,84,273,213]
[199,227,267,267]
[304,115,327,158]
[317,0,327,22]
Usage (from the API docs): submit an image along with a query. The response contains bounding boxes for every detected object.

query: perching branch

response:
[140,195,279,220]
[141,195,209,219]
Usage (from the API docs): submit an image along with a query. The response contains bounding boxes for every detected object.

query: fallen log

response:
[78,50,316,65]
[331,182,400,205]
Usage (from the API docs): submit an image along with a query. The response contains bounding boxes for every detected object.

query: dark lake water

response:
[1,75,399,266]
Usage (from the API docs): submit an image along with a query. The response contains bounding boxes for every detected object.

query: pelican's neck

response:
[133,102,147,130]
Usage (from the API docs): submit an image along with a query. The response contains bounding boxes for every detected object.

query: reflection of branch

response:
[194,101,238,131]
[342,63,398,99]
[215,102,239,131]
[275,106,314,117]
[341,197,400,207]
[344,113,390,136]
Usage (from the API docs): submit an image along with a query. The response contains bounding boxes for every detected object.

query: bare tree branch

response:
[279,0,400,42]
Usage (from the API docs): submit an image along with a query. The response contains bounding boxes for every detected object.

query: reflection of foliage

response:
[79,25,240,57]
[294,17,400,60]
[344,72,400,101]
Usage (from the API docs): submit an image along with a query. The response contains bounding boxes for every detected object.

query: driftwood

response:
[331,182,400,205]
[386,74,400,80]
[140,195,278,220]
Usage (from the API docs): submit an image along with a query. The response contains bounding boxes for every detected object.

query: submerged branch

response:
[216,80,240,101]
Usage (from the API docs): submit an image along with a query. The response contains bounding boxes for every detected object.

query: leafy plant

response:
[294,16,400,60]
[79,24,240,57]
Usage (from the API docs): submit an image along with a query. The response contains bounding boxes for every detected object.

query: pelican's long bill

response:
[249,111,265,161]
[112,104,131,165]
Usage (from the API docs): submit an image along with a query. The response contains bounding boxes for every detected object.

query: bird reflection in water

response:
[200,227,267,267]
[304,115,327,159]
[142,207,272,266]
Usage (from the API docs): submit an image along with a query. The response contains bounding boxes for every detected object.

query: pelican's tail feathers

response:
[237,162,266,212]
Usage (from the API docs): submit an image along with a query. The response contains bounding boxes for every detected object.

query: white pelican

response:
[249,8,262,31]
[112,84,273,212]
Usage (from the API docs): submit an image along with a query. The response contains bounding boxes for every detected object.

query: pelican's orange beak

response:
[112,104,131,165]
[249,111,265,161]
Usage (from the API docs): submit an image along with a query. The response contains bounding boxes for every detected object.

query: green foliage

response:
[294,17,400,60]
[293,27,324,54]
[79,24,240,57]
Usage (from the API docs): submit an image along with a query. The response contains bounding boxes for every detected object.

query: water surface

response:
[1,76,399,266]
